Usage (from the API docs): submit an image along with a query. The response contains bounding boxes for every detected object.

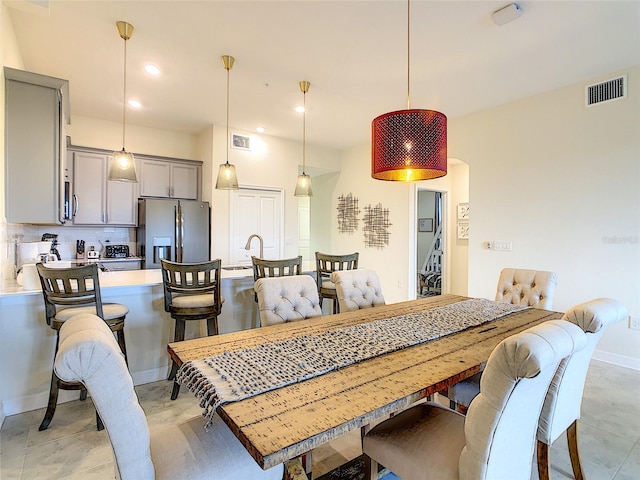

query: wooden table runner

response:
[176,298,527,427]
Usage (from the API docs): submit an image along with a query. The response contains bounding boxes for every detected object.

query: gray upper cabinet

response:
[139,158,199,199]
[70,149,137,226]
[4,68,70,224]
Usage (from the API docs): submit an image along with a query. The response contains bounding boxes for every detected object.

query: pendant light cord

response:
[407,0,411,110]
[226,64,230,165]
[122,35,128,151]
[302,90,306,174]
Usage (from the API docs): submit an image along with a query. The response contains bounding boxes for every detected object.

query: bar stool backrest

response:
[36,263,104,324]
[315,252,359,294]
[160,259,222,313]
[251,255,302,281]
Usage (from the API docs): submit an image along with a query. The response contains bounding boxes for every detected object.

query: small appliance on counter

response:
[41,233,61,261]
[87,246,100,259]
[104,244,130,258]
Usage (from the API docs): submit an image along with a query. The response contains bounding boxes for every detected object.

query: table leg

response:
[301,452,313,478]
[285,457,309,480]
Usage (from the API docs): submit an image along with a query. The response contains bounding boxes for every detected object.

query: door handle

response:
[72,194,78,217]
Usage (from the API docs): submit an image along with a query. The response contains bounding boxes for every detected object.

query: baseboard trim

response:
[592,349,640,371]
[1,367,167,426]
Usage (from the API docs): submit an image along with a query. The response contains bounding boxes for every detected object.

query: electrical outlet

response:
[630,316,640,330]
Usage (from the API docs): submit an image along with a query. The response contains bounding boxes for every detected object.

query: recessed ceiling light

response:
[295,106,305,113]
[128,99,142,108]
[256,126,265,133]
[144,64,160,76]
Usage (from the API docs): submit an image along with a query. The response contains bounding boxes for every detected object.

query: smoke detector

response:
[492,3,523,26]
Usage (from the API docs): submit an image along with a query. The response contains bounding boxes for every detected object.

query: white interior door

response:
[230,187,283,264]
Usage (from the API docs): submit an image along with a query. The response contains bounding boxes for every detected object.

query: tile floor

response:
[1,360,638,479]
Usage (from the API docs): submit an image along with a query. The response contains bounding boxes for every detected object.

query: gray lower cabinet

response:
[4,68,69,224]
[71,150,137,226]
[139,158,199,199]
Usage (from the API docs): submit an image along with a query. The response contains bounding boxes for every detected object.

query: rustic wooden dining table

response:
[167,294,562,476]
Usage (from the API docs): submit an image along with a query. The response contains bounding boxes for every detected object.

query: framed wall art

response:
[418,218,434,232]
[457,222,469,240]
[457,202,469,221]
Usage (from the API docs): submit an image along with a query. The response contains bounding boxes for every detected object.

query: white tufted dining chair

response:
[536,298,627,480]
[54,313,284,480]
[330,269,386,312]
[254,275,323,326]
[362,319,586,480]
[495,268,558,309]
[446,267,559,412]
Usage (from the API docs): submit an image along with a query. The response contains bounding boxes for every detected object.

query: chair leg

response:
[206,316,219,336]
[39,370,60,431]
[567,420,585,480]
[537,440,551,480]
[96,411,104,431]
[169,319,186,400]
[363,454,378,480]
[116,328,128,367]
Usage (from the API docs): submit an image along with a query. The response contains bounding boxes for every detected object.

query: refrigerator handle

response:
[180,208,185,261]
[175,204,182,262]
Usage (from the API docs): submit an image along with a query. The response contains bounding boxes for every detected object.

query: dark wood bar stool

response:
[36,262,129,431]
[160,259,224,400]
[251,255,302,302]
[315,252,359,314]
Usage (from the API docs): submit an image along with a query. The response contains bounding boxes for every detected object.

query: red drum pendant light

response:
[372,0,447,182]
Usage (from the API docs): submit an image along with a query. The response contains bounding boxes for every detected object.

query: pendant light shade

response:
[294,80,312,197]
[371,0,447,182]
[109,21,138,183]
[216,55,239,190]
[372,109,446,181]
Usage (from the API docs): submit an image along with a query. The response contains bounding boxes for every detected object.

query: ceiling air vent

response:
[585,74,627,107]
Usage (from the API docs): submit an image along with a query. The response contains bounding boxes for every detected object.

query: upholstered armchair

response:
[54,313,284,480]
[330,269,385,312]
[254,275,323,326]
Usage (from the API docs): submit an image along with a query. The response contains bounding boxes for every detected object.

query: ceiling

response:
[6,0,640,151]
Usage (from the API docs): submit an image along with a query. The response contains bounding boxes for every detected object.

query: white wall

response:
[67,115,199,161]
[209,126,341,264]
[450,66,640,367]
[448,162,470,296]
[309,172,339,256]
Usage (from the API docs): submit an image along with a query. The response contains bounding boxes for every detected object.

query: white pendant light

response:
[215,55,239,190]
[108,21,138,183]
[294,80,312,197]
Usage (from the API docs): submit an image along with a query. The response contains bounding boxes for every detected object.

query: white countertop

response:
[0,260,315,297]
[0,264,257,296]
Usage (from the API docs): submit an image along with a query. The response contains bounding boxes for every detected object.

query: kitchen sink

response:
[222,265,252,271]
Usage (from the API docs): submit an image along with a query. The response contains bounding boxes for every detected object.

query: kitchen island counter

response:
[0,264,263,425]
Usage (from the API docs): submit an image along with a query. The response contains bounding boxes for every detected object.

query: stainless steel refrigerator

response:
[137,198,211,269]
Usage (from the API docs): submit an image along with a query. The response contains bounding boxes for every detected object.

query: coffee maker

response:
[41,233,61,261]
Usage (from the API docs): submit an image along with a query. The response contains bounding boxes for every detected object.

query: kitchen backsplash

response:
[1,223,137,280]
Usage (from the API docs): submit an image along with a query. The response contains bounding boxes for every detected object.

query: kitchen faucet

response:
[245,234,264,259]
